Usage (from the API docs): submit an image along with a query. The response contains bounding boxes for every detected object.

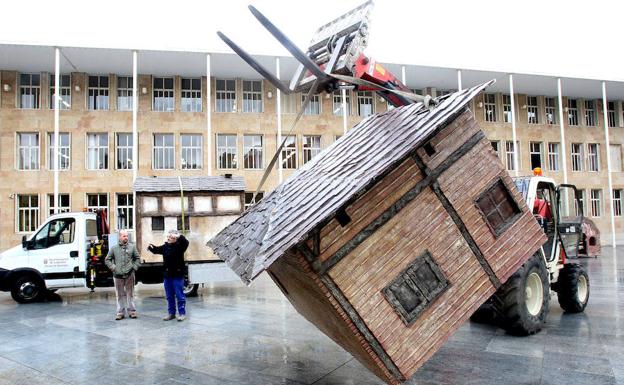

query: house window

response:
[584,100,596,126]
[491,141,500,158]
[17,132,39,170]
[151,216,164,231]
[244,192,264,210]
[88,75,109,110]
[571,143,584,171]
[476,179,522,236]
[547,142,560,172]
[303,94,321,115]
[153,77,174,112]
[86,193,108,218]
[608,101,617,128]
[610,144,622,172]
[153,133,174,170]
[436,89,450,97]
[484,93,497,122]
[357,91,374,118]
[117,76,133,111]
[181,134,202,170]
[529,142,543,170]
[567,99,578,126]
[575,189,585,216]
[87,133,108,170]
[177,215,190,232]
[116,133,133,170]
[382,251,449,326]
[502,94,511,123]
[181,78,202,112]
[587,143,600,172]
[613,189,623,217]
[505,140,517,171]
[303,135,321,164]
[243,134,263,169]
[590,189,602,217]
[280,135,297,169]
[116,193,134,230]
[47,132,70,170]
[242,80,262,113]
[49,74,70,110]
[545,97,557,124]
[333,90,351,116]
[17,195,39,232]
[527,96,539,124]
[48,193,70,216]
[216,79,236,112]
[217,134,237,169]
[19,73,40,109]
[280,93,297,114]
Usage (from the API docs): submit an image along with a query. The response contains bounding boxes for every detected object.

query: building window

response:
[243,134,263,169]
[281,93,298,114]
[181,78,202,112]
[575,189,586,216]
[153,134,175,170]
[587,143,600,172]
[529,142,543,169]
[502,94,511,123]
[244,192,264,211]
[382,251,449,326]
[505,140,517,171]
[491,141,500,158]
[116,193,134,230]
[484,93,497,122]
[88,75,109,110]
[19,73,41,109]
[333,90,351,116]
[571,143,584,171]
[17,195,39,232]
[567,99,578,126]
[153,77,174,112]
[49,74,70,110]
[547,142,560,172]
[356,91,374,118]
[151,216,164,231]
[590,189,602,217]
[216,79,236,113]
[436,89,450,97]
[526,96,539,124]
[544,97,557,125]
[476,179,522,236]
[116,133,133,170]
[613,189,623,217]
[303,94,321,115]
[117,76,133,111]
[17,132,40,170]
[303,135,321,164]
[584,100,596,126]
[280,135,297,169]
[608,101,617,128]
[87,133,108,170]
[217,134,237,169]
[181,134,203,170]
[242,80,262,113]
[610,144,622,172]
[47,133,70,170]
[87,193,108,217]
[177,215,190,231]
[48,194,70,216]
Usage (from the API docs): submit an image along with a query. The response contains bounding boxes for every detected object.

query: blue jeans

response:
[163,277,186,316]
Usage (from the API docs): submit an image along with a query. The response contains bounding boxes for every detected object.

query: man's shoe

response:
[129,312,137,319]
[177,315,186,322]
[115,314,124,321]
[163,314,176,321]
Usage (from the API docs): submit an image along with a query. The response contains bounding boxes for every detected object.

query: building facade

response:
[1,44,624,251]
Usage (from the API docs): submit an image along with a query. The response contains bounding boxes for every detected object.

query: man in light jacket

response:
[105,229,141,320]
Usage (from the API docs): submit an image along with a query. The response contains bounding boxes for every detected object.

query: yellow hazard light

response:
[533,167,542,176]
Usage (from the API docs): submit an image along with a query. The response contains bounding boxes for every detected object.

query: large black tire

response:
[11,274,46,304]
[493,253,550,336]
[556,263,589,313]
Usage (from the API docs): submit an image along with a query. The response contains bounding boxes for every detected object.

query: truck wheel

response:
[556,263,589,313]
[183,280,199,297]
[11,275,45,304]
[493,253,550,336]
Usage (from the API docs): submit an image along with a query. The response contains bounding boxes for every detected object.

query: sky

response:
[1,0,622,81]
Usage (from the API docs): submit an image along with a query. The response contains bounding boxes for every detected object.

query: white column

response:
[602,81,616,247]
[557,78,569,185]
[341,89,348,135]
[401,65,406,85]
[276,57,283,183]
[206,54,212,175]
[457,69,462,91]
[53,47,60,214]
[132,50,138,235]
[509,74,519,176]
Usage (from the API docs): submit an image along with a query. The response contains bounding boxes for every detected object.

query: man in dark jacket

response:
[105,229,141,320]
[147,229,189,321]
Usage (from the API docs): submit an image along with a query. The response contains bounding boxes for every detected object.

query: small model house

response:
[208,82,547,384]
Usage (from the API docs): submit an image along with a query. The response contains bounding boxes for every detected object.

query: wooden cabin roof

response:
[208,81,494,284]
[133,175,245,193]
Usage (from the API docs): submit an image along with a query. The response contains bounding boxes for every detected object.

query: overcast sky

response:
[1,0,622,81]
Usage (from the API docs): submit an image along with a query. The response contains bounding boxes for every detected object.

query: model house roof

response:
[133,176,245,193]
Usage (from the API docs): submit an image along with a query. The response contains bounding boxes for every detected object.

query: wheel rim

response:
[183,282,195,294]
[525,272,544,316]
[19,281,39,300]
[577,274,588,303]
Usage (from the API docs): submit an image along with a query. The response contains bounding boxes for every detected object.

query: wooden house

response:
[208,82,547,384]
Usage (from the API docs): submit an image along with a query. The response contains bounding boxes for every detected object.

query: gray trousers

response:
[113,273,136,315]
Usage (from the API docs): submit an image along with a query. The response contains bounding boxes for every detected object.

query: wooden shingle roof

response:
[133,176,245,193]
[208,81,494,284]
